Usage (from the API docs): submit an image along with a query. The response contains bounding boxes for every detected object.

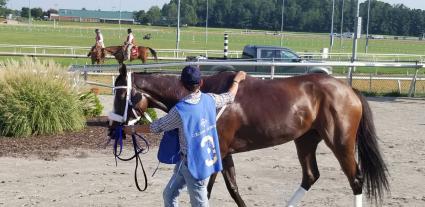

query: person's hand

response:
[234,71,247,83]
[123,125,151,134]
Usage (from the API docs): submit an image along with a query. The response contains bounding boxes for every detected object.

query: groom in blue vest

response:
[125,66,246,207]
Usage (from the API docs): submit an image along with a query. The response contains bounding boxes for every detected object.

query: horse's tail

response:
[147,47,158,61]
[353,89,390,203]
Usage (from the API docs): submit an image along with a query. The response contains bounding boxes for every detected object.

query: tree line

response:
[1,0,424,37]
[135,0,425,37]
[0,0,57,20]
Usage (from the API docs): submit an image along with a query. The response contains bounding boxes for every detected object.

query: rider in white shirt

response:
[88,28,105,57]
[124,28,135,60]
[96,29,105,49]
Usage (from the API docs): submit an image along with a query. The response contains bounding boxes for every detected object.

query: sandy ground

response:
[1,97,424,207]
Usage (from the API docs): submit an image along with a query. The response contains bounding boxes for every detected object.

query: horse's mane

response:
[201,71,237,94]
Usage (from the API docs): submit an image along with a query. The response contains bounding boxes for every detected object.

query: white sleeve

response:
[128,34,134,43]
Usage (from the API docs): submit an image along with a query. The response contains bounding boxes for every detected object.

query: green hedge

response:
[79,91,104,117]
[0,59,85,137]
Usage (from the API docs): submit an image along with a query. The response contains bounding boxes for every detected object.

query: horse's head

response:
[107,64,173,138]
[108,64,149,138]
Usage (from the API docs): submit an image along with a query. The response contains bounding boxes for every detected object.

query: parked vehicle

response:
[188,45,332,75]
[342,32,354,38]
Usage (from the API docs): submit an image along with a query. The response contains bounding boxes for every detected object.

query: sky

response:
[6,0,425,12]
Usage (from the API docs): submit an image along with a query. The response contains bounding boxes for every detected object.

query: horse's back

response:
[226,74,362,149]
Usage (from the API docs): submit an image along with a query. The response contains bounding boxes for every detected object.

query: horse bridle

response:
[108,72,167,126]
[107,71,168,192]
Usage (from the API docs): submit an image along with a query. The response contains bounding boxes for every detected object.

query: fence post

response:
[270,65,275,80]
[83,65,88,82]
[347,67,353,86]
[408,64,420,97]
[224,33,228,59]
[397,80,401,94]
[112,75,115,95]
[369,73,372,93]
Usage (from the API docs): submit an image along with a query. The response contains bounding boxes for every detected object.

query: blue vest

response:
[157,93,223,180]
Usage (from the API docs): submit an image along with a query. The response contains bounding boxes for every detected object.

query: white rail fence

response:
[1,44,425,62]
[69,61,424,97]
[0,44,240,60]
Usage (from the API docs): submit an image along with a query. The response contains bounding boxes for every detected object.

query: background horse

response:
[104,45,158,64]
[109,65,389,207]
[87,44,105,64]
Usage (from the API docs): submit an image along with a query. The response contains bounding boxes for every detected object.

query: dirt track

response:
[0,97,424,207]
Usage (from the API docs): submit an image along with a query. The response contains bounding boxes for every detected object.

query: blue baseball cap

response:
[181,66,202,85]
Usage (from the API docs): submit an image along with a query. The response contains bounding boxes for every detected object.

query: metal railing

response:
[1,44,424,62]
[69,60,424,97]
[0,44,241,59]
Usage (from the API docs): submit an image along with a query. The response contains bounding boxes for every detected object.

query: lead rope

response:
[111,126,150,191]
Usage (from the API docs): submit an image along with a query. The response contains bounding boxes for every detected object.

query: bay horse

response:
[87,44,105,65]
[108,64,389,207]
[104,45,158,64]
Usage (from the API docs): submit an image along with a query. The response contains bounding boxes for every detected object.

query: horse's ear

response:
[119,64,127,75]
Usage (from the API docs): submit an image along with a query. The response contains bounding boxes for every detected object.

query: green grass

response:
[1,21,425,75]
[1,21,425,54]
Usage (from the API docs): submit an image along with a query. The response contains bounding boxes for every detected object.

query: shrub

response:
[139,108,158,124]
[0,59,85,137]
[79,91,104,117]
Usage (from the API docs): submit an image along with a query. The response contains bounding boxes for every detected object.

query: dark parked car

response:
[188,45,332,75]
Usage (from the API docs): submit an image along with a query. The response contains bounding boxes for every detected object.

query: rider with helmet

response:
[124,28,135,60]
[88,28,105,57]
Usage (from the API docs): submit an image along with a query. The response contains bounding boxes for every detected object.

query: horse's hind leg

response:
[222,154,247,207]
[287,130,322,207]
[328,132,364,207]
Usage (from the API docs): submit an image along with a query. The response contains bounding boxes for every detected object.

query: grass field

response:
[1,21,425,54]
[1,20,424,77]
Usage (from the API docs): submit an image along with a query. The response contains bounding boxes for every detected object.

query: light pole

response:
[365,0,371,53]
[176,0,181,50]
[348,0,361,86]
[119,0,122,39]
[340,0,345,49]
[330,0,335,50]
[280,0,284,47]
[205,0,208,49]
[28,0,31,26]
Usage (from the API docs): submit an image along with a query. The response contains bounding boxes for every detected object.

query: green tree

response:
[134,10,147,23]
[0,0,8,16]
[161,2,177,24]
[146,6,161,25]
[21,7,29,18]
[158,0,425,37]
[31,8,43,19]
[182,4,198,25]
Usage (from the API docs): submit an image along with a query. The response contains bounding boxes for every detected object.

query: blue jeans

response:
[163,160,210,207]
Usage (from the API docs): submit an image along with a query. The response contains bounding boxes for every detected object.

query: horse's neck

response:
[202,72,235,94]
[136,74,187,109]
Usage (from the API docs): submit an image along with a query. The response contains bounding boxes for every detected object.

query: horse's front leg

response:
[222,154,247,207]
[207,172,218,199]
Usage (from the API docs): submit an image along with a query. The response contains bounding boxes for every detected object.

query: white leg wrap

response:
[354,194,362,207]
[287,186,308,207]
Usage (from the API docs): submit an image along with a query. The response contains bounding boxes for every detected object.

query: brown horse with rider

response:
[88,28,158,64]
